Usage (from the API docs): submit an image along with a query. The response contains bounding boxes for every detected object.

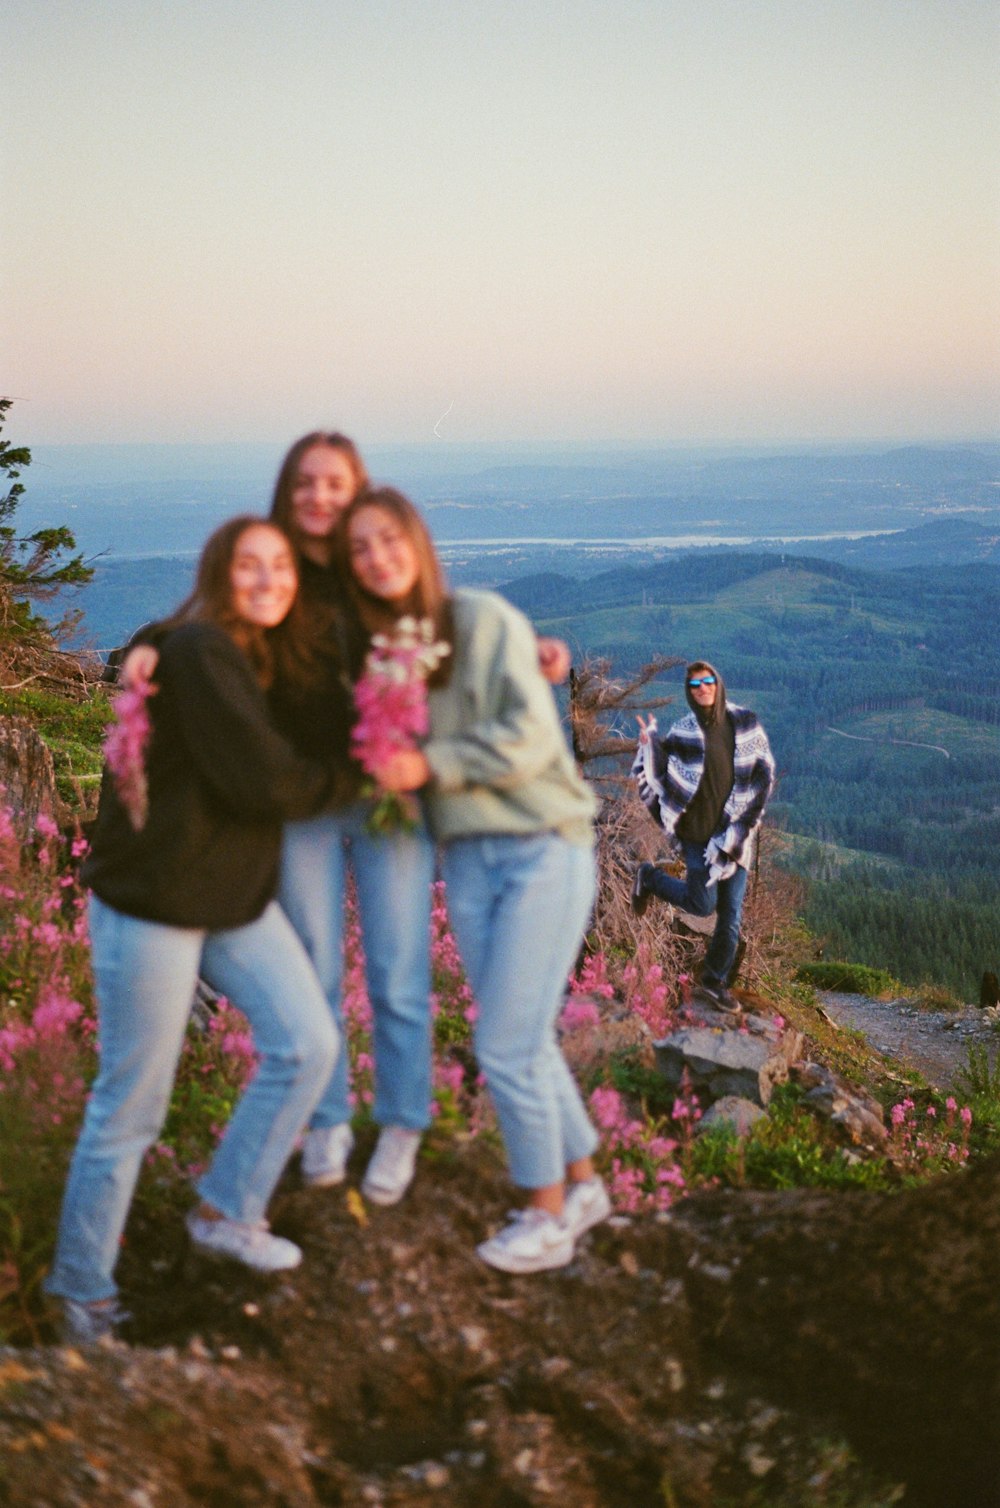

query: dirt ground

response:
[3,1120,997,1508]
[818,992,1000,1090]
[4,993,997,1508]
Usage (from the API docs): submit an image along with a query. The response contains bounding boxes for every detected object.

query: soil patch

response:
[1,1131,958,1508]
[817,992,999,1090]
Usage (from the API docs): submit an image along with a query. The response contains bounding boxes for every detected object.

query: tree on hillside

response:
[0,398,93,684]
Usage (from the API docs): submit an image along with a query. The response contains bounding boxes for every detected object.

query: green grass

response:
[0,684,111,810]
[796,961,903,997]
[819,706,1000,762]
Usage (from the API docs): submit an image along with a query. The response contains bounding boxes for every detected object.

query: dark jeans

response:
[646,840,748,986]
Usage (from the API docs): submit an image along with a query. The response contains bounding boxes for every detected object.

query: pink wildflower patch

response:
[559,996,601,1032]
[104,681,156,830]
[570,952,615,1000]
[32,988,84,1037]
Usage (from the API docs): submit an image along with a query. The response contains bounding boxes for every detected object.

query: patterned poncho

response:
[632,705,775,877]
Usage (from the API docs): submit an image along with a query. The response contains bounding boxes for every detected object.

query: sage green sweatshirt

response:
[422,589,597,846]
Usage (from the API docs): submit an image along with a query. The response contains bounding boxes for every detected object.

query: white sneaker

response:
[563,1176,612,1239]
[476,1209,575,1274]
[361,1127,421,1207]
[301,1123,354,1187]
[185,1212,302,1272]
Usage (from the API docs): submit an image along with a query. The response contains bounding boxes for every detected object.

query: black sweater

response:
[83,623,343,929]
[266,556,363,789]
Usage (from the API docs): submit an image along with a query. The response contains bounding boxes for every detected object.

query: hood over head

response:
[684,659,727,728]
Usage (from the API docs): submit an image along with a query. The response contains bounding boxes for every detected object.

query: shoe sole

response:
[186,1233,302,1273]
[476,1241,575,1274]
[630,870,651,918]
[694,989,742,1015]
[361,1178,412,1207]
[567,1197,612,1239]
[302,1168,349,1188]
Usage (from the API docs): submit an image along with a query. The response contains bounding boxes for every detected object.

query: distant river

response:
[436,528,899,550]
[95,527,900,561]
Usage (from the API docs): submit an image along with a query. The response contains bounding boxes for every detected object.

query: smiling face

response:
[687,668,718,711]
[228,523,298,628]
[290,444,360,542]
[347,505,421,605]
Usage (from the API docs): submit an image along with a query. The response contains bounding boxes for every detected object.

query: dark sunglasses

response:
[688,675,717,687]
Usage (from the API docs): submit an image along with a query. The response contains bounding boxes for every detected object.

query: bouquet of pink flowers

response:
[103,681,155,831]
[351,616,450,833]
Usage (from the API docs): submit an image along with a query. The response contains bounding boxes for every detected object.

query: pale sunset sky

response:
[5,0,999,447]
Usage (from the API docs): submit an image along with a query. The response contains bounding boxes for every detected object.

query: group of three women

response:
[46,430,611,1344]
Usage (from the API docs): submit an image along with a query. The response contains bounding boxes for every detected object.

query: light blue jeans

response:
[441,833,598,1189]
[46,896,338,1305]
[645,840,749,986]
[279,803,435,1132]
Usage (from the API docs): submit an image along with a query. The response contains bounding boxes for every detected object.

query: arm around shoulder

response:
[159,625,340,821]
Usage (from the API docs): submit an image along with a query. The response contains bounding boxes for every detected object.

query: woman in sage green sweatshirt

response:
[336,488,612,1275]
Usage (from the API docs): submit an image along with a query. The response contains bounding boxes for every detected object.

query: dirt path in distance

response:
[817,991,998,1090]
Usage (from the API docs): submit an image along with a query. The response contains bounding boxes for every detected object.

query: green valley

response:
[499,552,1000,997]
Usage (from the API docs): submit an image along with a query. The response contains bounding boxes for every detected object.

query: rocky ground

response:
[818,991,1000,1091]
[3,1119,998,1508]
[3,993,998,1508]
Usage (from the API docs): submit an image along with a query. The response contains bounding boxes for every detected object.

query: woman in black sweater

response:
[46,517,345,1343]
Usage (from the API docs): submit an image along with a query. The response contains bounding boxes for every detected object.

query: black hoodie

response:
[675,660,735,845]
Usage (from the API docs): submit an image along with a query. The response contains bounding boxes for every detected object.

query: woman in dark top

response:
[46,517,344,1343]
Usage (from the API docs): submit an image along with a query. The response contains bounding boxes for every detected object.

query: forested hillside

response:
[503,553,1000,996]
[57,539,1000,995]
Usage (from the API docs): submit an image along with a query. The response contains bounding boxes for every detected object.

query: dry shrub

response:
[735,828,809,988]
[590,776,693,984]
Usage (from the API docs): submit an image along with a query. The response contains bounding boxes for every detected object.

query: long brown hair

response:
[335,488,454,684]
[269,431,369,544]
[162,515,317,689]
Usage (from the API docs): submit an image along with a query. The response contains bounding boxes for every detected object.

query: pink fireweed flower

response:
[622,943,672,1037]
[559,996,601,1032]
[589,1084,628,1133]
[351,617,450,833]
[104,681,156,831]
[32,988,84,1037]
[434,1060,465,1098]
[570,952,615,1000]
[960,1106,973,1127]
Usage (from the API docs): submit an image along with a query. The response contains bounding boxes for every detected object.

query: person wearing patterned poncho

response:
[630,659,775,1013]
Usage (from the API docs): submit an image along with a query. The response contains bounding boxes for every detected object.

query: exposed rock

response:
[653,1019,803,1108]
[697,1096,767,1138]
[790,1062,887,1145]
[0,714,58,844]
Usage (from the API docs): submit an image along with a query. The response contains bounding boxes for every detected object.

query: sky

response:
[5,0,999,448]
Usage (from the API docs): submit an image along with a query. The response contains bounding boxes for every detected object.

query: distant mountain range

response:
[25,440,996,652]
[23,440,1000,559]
